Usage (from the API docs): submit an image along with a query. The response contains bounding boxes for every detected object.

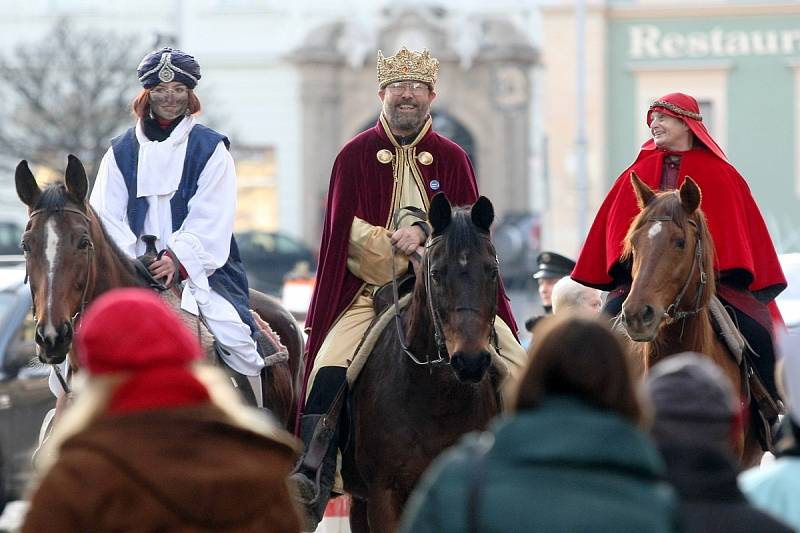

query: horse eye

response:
[430,269,441,283]
[488,267,498,281]
[78,237,91,250]
[20,240,30,253]
[676,239,686,249]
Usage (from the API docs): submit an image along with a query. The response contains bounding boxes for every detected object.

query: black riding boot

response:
[290,367,346,532]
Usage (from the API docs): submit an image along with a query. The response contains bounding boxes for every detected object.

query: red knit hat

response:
[642,92,729,163]
[75,288,209,414]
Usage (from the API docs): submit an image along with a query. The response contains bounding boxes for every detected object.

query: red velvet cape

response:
[573,146,786,303]
[302,120,519,392]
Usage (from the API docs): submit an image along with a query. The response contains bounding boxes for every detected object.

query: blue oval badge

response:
[429,179,440,190]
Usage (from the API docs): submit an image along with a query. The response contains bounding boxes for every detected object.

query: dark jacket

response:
[659,442,796,533]
[399,396,680,533]
[23,405,301,532]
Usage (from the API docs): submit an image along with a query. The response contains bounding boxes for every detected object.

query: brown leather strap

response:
[300,381,347,472]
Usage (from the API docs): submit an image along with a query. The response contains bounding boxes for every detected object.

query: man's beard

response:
[385,101,429,133]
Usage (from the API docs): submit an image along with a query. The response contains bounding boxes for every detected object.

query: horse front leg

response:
[349,496,370,533]
[366,485,401,532]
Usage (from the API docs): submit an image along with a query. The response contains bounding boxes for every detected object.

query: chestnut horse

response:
[341,193,503,532]
[621,172,761,466]
[15,155,303,430]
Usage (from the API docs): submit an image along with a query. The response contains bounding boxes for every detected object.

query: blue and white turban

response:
[137,47,201,89]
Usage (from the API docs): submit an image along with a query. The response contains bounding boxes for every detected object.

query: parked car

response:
[492,211,541,289]
[0,268,53,506]
[236,231,317,296]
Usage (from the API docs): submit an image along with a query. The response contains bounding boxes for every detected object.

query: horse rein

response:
[26,206,96,396]
[391,230,501,369]
[645,214,707,324]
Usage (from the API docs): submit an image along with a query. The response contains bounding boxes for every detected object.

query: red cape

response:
[573,147,786,303]
[303,120,519,391]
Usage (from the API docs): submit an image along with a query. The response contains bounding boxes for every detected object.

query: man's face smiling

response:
[379,80,436,137]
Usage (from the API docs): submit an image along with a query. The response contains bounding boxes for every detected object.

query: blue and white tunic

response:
[89,116,264,377]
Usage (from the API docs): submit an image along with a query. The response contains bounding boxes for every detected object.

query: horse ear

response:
[679,176,702,214]
[428,192,452,235]
[471,196,494,233]
[630,171,655,209]
[64,154,89,203]
[15,160,41,208]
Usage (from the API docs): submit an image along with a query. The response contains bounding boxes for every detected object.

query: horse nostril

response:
[642,305,656,326]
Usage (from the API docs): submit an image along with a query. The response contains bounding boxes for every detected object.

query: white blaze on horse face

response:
[43,218,60,338]
[648,221,662,240]
[459,250,468,268]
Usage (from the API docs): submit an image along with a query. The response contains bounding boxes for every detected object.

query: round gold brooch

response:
[376,149,394,164]
[416,151,433,166]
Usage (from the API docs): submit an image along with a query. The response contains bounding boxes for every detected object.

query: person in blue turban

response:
[88,47,272,410]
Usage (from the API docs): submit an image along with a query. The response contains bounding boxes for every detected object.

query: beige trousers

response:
[305,291,529,398]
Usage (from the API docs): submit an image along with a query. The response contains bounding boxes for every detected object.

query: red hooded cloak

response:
[573,93,786,307]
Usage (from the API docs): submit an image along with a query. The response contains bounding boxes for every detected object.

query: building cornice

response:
[541,2,800,19]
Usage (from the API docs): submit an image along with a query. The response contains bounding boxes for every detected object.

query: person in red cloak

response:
[573,92,786,401]
[290,47,527,529]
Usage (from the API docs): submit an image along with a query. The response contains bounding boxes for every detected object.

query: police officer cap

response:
[137,47,201,89]
[533,251,575,279]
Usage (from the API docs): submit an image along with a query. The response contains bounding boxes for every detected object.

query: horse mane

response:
[34,182,139,281]
[405,207,487,338]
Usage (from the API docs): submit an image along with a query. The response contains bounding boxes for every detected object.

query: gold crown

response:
[377,47,439,88]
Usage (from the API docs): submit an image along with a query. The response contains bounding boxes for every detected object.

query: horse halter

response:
[645,213,707,324]
[391,230,501,369]
[26,206,96,395]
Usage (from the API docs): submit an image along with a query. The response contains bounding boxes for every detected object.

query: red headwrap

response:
[641,92,729,163]
[75,288,209,414]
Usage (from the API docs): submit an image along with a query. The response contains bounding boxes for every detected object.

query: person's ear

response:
[378,89,386,102]
[429,89,437,103]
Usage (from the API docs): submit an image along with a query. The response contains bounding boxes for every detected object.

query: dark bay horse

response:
[15,155,303,430]
[621,172,761,466]
[341,193,503,532]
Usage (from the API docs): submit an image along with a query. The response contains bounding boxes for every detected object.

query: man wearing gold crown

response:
[291,47,528,528]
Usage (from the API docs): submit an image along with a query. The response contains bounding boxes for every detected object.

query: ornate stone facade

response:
[291,7,538,244]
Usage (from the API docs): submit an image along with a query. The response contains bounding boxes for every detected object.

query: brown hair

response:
[130,88,202,119]
[512,313,643,424]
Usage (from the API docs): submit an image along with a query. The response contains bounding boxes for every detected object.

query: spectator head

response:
[533,251,575,309]
[551,277,603,315]
[645,352,739,450]
[513,314,642,425]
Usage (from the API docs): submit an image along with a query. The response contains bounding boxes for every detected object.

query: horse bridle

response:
[25,206,96,395]
[391,231,501,369]
[644,214,707,324]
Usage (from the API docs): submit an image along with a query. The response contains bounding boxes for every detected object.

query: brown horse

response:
[621,172,761,466]
[341,193,503,532]
[15,155,303,430]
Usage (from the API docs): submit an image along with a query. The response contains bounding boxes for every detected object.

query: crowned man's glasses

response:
[385,82,430,95]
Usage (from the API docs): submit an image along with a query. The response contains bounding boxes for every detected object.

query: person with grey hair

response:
[739,333,800,530]
[645,352,795,533]
[551,276,602,315]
